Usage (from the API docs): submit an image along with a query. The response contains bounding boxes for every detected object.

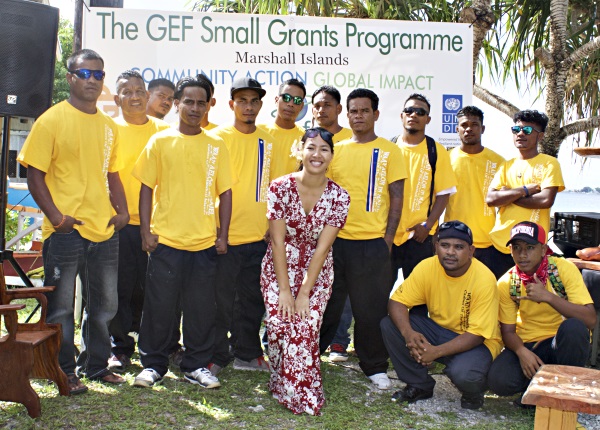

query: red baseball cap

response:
[506,221,546,246]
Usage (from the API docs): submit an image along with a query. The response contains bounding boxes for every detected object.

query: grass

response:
[1,302,537,429]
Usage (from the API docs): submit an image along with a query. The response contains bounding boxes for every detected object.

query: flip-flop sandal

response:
[67,373,88,395]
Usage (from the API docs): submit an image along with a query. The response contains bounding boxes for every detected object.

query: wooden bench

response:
[522,364,600,430]
[0,265,69,418]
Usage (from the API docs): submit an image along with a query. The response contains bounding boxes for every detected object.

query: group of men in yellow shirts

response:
[19,48,596,407]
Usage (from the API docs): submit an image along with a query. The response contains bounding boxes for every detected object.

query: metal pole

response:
[0,116,11,250]
[73,0,83,52]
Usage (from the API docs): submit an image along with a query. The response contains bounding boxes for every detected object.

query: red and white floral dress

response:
[261,174,349,415]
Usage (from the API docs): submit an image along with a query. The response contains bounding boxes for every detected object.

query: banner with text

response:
[83,9,473,146]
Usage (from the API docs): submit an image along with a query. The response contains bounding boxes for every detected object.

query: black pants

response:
[109,224,147,357]
[138,244,218,376]
[473,246,499,278]
[212,241,267,366]
[485,246,516,280]
[391,236,434,282]
[487,318,590,396]
[320,238,392,376]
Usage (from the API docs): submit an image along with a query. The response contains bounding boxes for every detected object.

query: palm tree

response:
[190,0,600,156]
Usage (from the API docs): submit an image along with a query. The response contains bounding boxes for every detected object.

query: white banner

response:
[83,9,472,147]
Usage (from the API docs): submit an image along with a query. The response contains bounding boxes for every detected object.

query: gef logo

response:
[442,95,462,134]
[7,95,17,105]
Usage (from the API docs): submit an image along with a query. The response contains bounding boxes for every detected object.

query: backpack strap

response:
[390,134,438,216]
[547,256,567,300]
[425,135,437,216]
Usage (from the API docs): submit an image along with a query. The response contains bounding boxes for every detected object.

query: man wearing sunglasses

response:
[320,88,407,390]
[381,221,502,410]
[18,49,130,394]
[392,94,457,284]
[488,222,595,406]
[209,77,276,375]
[486,110,564,278]
[259,78,306,179]
[444,106,505,276]
[311,86,353,144]
[107,70,170,375]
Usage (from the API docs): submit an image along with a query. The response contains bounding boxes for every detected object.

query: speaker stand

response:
[1,115,36,289]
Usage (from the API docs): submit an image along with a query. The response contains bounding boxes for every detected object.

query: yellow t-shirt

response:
[328,137,407,240]
[391,256,503,358]
[395,139,457,246]
[333,127,353,144]
[204,122,218,131]
[258,123,305,179]
[114,116,170,225]
[132,128,232,251]
[497,257,593,343]
[445,147,505,248]
[489,154,565,254]
[17,101,122,242]
[211,125,277,245]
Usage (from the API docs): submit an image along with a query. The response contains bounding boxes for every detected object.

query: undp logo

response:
[442,95,462,134]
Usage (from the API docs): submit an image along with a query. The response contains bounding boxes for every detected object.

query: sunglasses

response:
[403,107,429,116]
[304,128,334,143]
[439,221,473,237]
[511,125,541,135]
[69,69,106,81]
[280,93,303,105]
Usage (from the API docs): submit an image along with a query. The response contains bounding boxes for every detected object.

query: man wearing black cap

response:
[488,221,596,404]
[381,221,502,409]
[208,77,277,374]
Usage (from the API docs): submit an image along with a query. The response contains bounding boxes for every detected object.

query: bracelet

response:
[522,186,530,197]
[421,222,431,231]
[53,215,67,229]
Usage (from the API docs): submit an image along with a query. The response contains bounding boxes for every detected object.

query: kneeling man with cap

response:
[381,221,502,410]
[488,221,596,403]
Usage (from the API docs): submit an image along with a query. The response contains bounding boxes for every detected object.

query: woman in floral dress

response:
[261,127,350,415]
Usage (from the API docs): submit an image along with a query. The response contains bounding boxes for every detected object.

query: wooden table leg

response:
[534,406,577,430]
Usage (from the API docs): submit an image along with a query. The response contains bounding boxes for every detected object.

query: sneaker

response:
[107,354,131,373]
[233,356,270,372]
[184,368,221,389]
[169,347,185,367]
[133,368,163,388]
[460,393,484,410]
[513,394,535,410]
[207,362,223,376]
[329,343,349,362]
[369,372,392,390]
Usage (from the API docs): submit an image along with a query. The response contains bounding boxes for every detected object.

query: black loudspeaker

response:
[0,0,59,118]
[553,212,600,257]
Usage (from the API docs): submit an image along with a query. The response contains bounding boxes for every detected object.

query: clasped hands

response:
[278,290,310,322]
[405,330,438,366]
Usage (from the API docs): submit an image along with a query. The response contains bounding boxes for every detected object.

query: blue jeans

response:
[43,230,119,378]
[330,297,352,349]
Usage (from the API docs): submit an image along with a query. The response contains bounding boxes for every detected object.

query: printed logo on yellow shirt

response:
[459,290,472,330]
[204,144,220,215]
[482,160,499,217]
[257,139,271,203]
[367,148,390,212]
[103,124,115,194]
[411,158,431,212]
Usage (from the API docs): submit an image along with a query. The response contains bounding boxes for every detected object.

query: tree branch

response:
[564,36,600,69]
[562,116,600,137]
[473,83,520,117]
